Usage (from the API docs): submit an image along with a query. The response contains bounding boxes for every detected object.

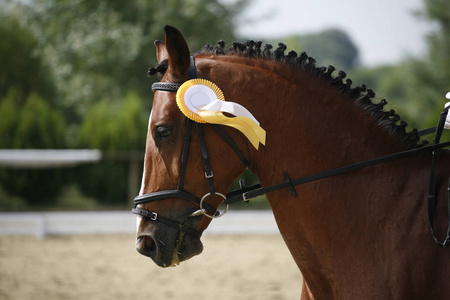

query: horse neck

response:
[200,55,449,298]
[197,54,414,185]
[207,57,411,183]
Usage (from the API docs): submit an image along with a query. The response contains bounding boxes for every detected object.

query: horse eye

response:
[155,126,173,140]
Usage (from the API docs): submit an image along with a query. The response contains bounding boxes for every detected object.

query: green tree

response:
[19,0,249,123]
[0,90,19,148]
[0,12,56,105]
[77,91,147,150]
[0,91,66,149]
[348,0,450,132]
[282,29,360,70]
[75,92,147,204]
[14,94,66,149]
[0,92,67,206]
[112,91,148,150]
[0,0,253,208]
[403,0,450,128]
[349,64,418,128]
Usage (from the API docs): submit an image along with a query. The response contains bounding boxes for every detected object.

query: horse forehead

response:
[151,92,183,122]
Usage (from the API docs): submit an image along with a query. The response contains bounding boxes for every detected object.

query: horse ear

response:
[154,40,168,64]
[164,25,191,78]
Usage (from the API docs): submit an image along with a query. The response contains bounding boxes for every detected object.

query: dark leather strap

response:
[196,123,215,196]
[418,126,437,137]
[188,56,197,80]
[132,207,201,238]
[213,125,250,166]
[226,140,450,204]
[427,105,450,247]
[134,189,217,216]
[150,57,196,92]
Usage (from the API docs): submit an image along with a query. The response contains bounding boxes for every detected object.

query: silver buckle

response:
[242,192,250,203]
[150,212,158,221]
[205,171,214,179]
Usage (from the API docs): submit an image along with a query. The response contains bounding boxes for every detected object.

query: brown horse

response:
[134,26,450,299]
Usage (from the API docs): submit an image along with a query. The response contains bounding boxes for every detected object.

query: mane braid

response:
[200,41,426,148]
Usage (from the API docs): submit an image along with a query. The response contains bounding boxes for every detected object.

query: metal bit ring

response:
[200,192,229,219]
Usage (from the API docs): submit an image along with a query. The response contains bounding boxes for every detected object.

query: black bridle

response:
[133,55,450,247]
[132,56,250,235]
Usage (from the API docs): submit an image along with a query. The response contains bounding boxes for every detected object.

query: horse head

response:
[135,26,251,267]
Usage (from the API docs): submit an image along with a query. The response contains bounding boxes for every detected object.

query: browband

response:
[151,56,197,92]
[151,82,181,92]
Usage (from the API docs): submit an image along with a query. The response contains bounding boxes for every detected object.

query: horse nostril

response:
[136,236,156,256]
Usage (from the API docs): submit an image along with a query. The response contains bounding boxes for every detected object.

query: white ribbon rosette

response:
[176,79,266,149]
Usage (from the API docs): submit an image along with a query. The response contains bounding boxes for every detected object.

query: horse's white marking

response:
[136,111,153,233]
[139,111,152,196]
[136,215,142,233]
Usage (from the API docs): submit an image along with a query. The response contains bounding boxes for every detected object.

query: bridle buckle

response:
[242,192,250,203]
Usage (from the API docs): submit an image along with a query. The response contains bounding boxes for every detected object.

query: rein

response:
[134,55,450,247]
[225,105,450,247]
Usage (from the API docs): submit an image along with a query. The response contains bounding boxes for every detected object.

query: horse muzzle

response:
[135,214,204,267]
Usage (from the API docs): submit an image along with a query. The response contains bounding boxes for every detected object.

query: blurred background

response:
[0,0,449,211]
[1,0,450,299]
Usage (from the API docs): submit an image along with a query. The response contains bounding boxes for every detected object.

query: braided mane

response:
[148,40,426,148]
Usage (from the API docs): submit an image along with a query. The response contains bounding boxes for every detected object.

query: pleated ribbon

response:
[176,79,266,149]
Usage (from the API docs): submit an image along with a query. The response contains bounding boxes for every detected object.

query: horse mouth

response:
[136,217,204,267]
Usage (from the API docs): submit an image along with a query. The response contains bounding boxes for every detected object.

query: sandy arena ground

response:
[0,234,302,300]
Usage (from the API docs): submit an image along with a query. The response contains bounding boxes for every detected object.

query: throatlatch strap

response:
[196,123,215,196]
[213,125,250,167]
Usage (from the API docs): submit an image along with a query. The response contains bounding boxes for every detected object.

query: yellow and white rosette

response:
[176,79,266,149]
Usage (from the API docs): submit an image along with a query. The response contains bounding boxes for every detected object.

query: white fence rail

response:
[0,210,280,238]
[0,149,102,168]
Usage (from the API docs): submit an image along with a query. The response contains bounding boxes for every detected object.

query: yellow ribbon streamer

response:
[175,79,266,149]
[198,111,266,149]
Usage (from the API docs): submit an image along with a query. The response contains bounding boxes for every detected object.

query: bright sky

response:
[236,0,436,66]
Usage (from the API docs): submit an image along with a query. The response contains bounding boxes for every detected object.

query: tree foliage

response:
[76,91,147,150]
[74,91,147,204]
[349,0,450,132]
[0,90,66,149]
[1,0,448,209]
[0,0,250,208]
[20,0,249,122]
[14,94,66,149]
[0,12,56,105]
[404,0,450,128]
[282,29,360,70]
[0,90,19,149]
[0,91,68,206]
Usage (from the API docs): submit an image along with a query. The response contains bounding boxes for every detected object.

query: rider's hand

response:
[445,92,450,129]
[445,102,450,129]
